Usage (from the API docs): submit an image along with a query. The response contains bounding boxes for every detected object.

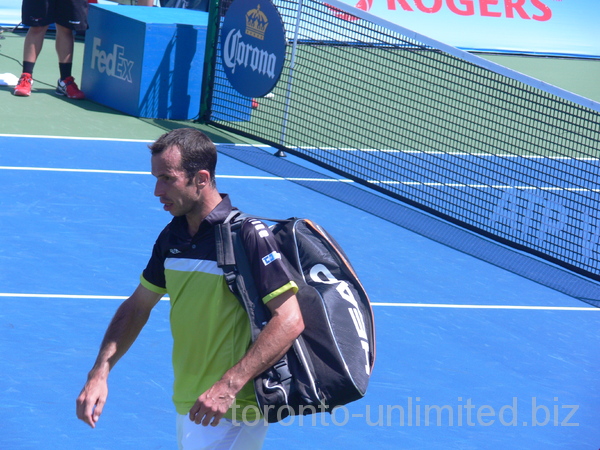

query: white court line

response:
[295,147,600,161]
[0,293,129,300]
[0,166,351,182]
[1,138,596,189]
[371,302,598,311]
[367,180,600,192]
[1,166,596,191]
[0,133,154,142]
[0,293,597,310]
[0,166,151,175]
[2,136,598,162]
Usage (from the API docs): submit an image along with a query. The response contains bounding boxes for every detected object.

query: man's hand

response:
[76,375,108,428]
[187,289,303,428]
[188,379,237,426]
[75,285,162,429]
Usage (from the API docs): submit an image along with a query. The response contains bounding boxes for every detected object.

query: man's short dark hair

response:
[150,128,217,186]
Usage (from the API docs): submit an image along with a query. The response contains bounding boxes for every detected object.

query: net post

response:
[279,0,304,148]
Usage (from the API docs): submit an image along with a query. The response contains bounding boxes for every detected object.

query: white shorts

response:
[176,414,269,450]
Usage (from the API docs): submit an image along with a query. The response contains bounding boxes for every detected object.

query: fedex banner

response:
[336,0,600,58]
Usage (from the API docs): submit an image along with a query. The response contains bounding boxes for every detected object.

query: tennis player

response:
[76,128,304,449]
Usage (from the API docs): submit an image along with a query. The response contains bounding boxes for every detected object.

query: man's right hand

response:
[74,285,162,429]
[76,375,108,428]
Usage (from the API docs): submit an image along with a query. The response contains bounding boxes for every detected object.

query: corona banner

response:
[336,0,600,58]
[220,0,287,97]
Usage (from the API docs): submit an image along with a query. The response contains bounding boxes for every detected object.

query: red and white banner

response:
[336,0,600,58]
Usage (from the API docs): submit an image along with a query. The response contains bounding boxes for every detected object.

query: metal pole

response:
[278,0,304,156]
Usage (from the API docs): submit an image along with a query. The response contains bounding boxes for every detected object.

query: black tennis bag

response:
[215,210,376,423]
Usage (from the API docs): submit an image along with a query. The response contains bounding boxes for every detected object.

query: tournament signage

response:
[220,0,287,97]
[334,0,600,58]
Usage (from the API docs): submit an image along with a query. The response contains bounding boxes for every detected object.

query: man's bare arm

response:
[189,289,304,426]
[76,284,163,428]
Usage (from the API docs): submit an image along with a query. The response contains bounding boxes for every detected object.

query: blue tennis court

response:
[1,134,599,449]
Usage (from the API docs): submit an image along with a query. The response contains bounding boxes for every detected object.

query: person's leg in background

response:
[13,25,49,96]
[54,23,85,99]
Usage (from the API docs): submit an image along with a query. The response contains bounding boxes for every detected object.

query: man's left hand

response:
[188,380,236,426]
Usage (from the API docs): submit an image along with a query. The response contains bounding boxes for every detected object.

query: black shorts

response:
[22,0,89,31]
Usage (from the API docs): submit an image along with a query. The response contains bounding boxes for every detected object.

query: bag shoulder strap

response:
[215,209,246,281]
[215,210,270,340]
[215,211,300,340]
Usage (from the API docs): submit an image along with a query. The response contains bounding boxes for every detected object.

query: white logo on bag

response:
[262,251,281,266]
[309,264,371,375]
[251,219,270,238]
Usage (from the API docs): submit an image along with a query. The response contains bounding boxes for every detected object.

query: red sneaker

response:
[56,76,85,99]
[13,73,33,96]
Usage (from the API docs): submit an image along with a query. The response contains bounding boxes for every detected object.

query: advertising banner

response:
[336,0,600,58]
[220,0,287,97]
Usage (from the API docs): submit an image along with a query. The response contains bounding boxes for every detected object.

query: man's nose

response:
[154,180,164,197]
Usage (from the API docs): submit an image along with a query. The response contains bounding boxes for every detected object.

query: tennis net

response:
[201,0,600,282]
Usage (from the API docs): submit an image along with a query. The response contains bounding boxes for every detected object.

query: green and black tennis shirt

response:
[140,194,298,419]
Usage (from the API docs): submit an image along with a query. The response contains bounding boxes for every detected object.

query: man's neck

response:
[185,190,223,237]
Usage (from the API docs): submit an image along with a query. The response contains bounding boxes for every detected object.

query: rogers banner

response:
[336,0,600,58]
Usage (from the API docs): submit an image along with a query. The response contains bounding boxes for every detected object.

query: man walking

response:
[76,128,304,449]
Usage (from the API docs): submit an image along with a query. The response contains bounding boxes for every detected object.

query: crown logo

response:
[245,5,269,40]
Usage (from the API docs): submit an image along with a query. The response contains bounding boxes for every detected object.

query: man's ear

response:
[195,170,211,188]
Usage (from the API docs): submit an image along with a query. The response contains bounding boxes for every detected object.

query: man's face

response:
[151,146,200,217]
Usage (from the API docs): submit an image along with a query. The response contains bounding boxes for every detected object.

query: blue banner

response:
[335,0,600,58]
